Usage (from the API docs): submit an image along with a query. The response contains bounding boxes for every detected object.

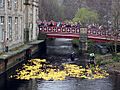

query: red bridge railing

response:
[39,27,80,34]
[39,26,120,42]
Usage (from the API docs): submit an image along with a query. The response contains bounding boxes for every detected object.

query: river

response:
[0,38,120,90]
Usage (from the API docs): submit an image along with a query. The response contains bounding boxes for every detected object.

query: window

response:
[15,17,18,40]
[0,0,4,8]
[0,16,4,24]
[8,17,12,40]
[7,0,12,10]
[0,16,4,41]
[19,17,22,39]
[14,0,18,10]
[20,0,22,11]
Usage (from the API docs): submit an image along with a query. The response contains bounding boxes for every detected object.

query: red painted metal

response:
[39,27,120,42]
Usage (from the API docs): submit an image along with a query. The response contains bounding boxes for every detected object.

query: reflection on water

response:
[110,74,120,90]
[47,38,73,56]
[0,38,120,90]
[37,77,113,90]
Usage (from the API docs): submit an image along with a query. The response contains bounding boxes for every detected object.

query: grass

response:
[96,53,120,71]
[105,62,120,71]
[95,54,113,65]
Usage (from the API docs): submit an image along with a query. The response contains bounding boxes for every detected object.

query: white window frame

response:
[20,17,22,39]
[7,0,12,10]
[15,17,18,40]
[0,16,4,42]
[20,0,22,11]
[8,16,12,40]
[14,0,18,10]
[0,0,4,8]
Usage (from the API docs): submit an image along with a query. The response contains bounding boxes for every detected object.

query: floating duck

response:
[12,59,109,80]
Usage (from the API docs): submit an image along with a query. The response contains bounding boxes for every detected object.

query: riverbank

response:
[0,40,46,75]
[96,53,120,75]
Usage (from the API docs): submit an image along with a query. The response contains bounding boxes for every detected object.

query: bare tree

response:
[38,0,65,21]
[112,0,120,30]
[112,0,120,55]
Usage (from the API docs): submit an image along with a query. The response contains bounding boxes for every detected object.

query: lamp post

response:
[24,0,30,43]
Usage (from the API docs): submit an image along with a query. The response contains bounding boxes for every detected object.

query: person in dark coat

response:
[5,38,9,52]
[70,52,75,61]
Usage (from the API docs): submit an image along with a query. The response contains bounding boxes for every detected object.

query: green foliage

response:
[72,39,95,53]
[112,55,120,62]
[73,8,99,24]
[72,39,79,46]
[87,40,95,53]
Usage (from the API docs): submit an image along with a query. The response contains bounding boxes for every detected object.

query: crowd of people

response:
[37,20,112,31]
[87,23,113,31]
[37,20,81,29]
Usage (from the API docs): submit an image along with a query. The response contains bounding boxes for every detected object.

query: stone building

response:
[0,0,39,52]
[27,0,39,41]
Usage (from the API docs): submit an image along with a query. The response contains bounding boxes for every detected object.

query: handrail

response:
[39,26,120,41]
